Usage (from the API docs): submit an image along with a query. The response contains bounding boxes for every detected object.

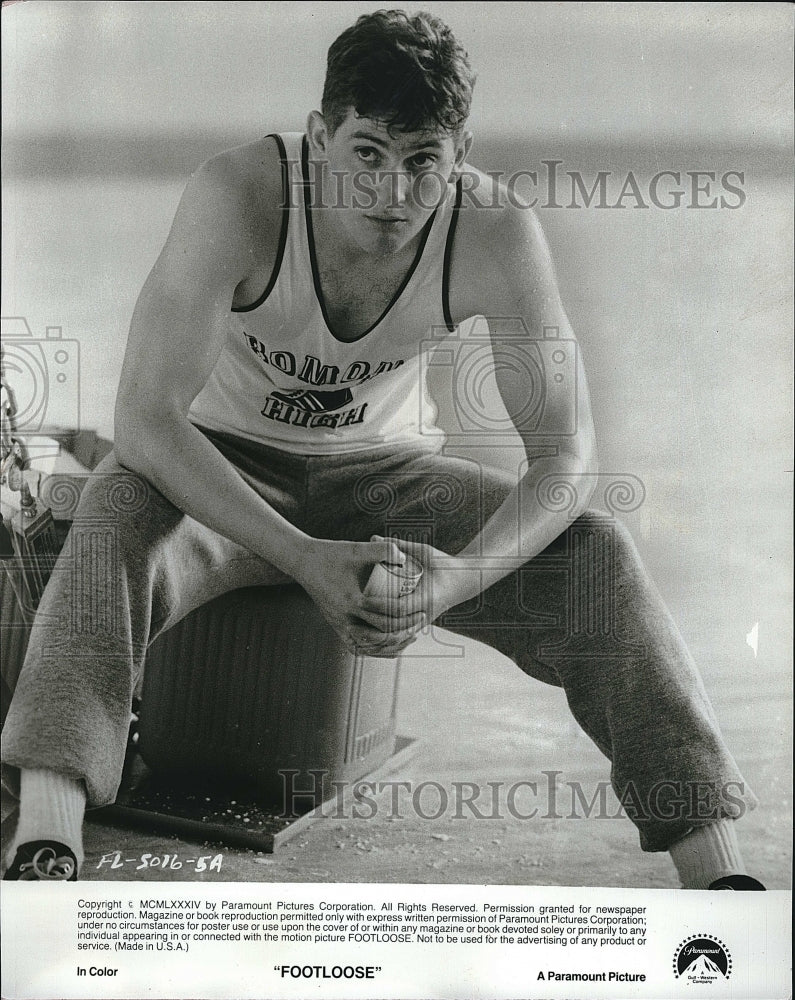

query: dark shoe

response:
[3,841,77,881]
[709,874,766,890]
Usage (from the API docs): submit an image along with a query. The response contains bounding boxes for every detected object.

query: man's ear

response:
[306,110,330,156]
[452,131,473,176]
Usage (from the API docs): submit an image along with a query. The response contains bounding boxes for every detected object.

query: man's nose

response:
[378,170,410,209]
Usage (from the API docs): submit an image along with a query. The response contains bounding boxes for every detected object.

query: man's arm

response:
[114,141,422,651]
[385,193,597,617]
[114,143,309,576]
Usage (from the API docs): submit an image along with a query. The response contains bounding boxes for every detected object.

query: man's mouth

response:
[365,215,408,225]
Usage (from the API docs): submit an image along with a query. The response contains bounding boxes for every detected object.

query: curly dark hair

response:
[321,9,476,136]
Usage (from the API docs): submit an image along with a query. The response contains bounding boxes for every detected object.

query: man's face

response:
[310,109,469,254]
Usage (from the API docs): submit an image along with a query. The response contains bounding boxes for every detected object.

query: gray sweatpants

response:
[1,428,757,851]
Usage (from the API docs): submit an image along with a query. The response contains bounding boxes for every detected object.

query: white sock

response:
[669,820,745,889]
[10,769,86,872]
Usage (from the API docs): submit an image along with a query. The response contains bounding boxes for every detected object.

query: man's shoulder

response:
[448,162,552,312]
[165,134,289,274]
[456,162,545,259]
[195,135,285,226]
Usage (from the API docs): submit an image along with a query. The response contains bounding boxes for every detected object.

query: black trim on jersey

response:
[231,133,290,313]
[301,134,438,344]
[442,177,463,332]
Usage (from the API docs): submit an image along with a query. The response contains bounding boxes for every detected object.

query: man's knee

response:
[571,508,639,567]
[41,460,180,585]
[52,458,175,539]
[76,458,152,516]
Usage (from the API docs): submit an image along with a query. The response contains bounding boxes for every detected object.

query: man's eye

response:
[410,154,437,169]
[355,147,379,164]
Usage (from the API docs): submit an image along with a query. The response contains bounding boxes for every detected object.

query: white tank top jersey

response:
[188,132,463,454]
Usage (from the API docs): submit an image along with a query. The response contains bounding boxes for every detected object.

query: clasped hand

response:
[294,536,468,658]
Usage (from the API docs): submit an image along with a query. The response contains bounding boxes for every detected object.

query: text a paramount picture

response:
[0,3,792,999]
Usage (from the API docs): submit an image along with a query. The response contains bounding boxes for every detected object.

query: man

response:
[2,9,762,887]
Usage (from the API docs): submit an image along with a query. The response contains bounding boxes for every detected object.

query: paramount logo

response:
[674,935,732,982]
